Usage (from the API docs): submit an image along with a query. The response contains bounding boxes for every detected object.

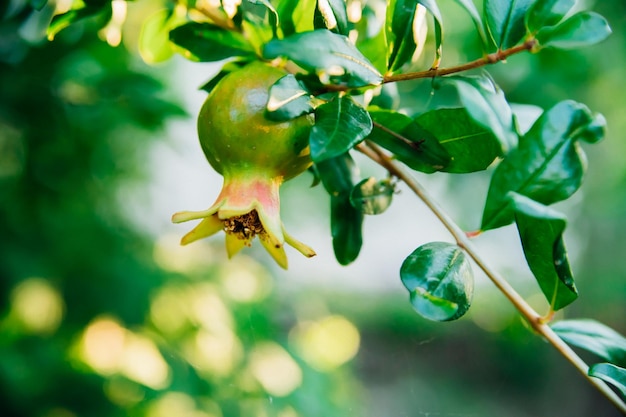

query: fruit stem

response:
[356,141,626,416]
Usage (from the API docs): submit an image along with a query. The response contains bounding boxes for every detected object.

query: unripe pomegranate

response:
[172,61,316,268]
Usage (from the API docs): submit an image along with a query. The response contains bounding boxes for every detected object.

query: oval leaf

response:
[481,100,606,231]
[589,363,626,398]
[263,29,383,87]
[368,108,451,173]
[349,177,394,215]
[444,75,517,153]
[552,319,626,367]
[509,192,577,311]
[314,0,349,35]
[535,11,612,50]
[484,0,533,49]
[525,0,576,34]
[169,22,254,62]
[310,95,372,162]
[316,154,364,265]
[386,1,428,73]
[416,107,501,173]
[400,242,474,321]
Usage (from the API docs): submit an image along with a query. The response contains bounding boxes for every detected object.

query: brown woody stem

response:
[383,39,538,84]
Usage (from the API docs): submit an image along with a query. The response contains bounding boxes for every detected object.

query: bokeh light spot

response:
[149,285,190,335]
[147,392,220,417]
[290,315,360,372]
[79,317,170,389]
[184,329,243,377]
[219,257,272,303]
[153,233,215,273]
[248,342,302,397]
[10,277,64,334]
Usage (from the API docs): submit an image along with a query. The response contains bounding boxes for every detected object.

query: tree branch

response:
[383,39,538,84]
[356,141,626,416]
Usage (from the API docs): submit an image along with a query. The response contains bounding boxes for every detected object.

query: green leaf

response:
[169,22,254,62]
[266,74,315,121]
[276,0,316,36]
[451,0,489,49]
[400,242,473,322]
[314,0,349,35]
[350,177,394,215]
[355,9,388,74]
[368,108,451,173]
[444,75,517,153]
[589,363,626,398]
[47,4,110,40]
[535,11,612,50]
[139,9,180,64]
[388,0,444,68]
[317,154,363,265]
[310,95,372,162]
[480,100,606,231]
[416,108,501,173]
[385,0,427,73]
[484,0,533,49]
[263,29,383,87]
[241,0,279,49]
[509,193,577,311]
[552,319,626,367]
[525,0,576,34]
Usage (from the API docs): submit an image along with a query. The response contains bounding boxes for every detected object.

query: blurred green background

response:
[1,1,625,416]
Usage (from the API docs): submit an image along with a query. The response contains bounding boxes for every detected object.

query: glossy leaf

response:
[169,22,254,62]
[451,0,489,49]
[509,193,577,311]
[368,108,451,173]
[400,242,473,322]
[525,0,575,34]
[535,12,612,50]
[417,0,444,67]
[276,0,316,36]
[481,100,605,231]
[484,0,533,49]
[310,95,372,162]
[444,75,517,153]
[386,0,428,73]
[416,108,501,173]
[350,177,394,215]
[589,363,626,398]
[317,154,363,265]
[266,74,315,121]
[263,29,383,87]
[552,319,626,367]
[314,0,349,35]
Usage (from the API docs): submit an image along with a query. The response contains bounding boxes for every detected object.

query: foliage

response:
[3,0,626,415]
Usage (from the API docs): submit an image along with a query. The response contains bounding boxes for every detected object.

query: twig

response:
[355,141,626,416]
[383,39,538,84]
